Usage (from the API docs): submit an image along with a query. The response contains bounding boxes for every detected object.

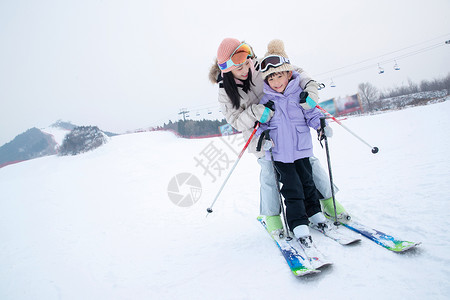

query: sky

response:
[1,0,449,146]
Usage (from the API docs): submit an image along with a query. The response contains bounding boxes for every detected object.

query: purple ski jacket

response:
[258,71,324,163]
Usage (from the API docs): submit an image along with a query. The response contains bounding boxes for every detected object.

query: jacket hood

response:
[209,59,221,84]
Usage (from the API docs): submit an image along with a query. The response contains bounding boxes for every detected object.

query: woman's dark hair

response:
[222,69,254,109]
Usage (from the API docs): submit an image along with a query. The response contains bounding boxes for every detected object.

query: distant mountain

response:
[0,121,119,168]
[47,120,118,137]
[50,120,77,130]
[0,128,58,167]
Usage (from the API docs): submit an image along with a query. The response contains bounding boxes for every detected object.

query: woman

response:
[209,38,348,233]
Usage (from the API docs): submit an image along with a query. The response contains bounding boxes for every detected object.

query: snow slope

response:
[1,101,450,300]
[40,126,71,148]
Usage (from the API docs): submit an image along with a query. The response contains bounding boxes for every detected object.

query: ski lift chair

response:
[330,79,336,88]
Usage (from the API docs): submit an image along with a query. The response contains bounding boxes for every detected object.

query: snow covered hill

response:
[40,126,72,147]
[1,101,450,300]
[0,128,58,167]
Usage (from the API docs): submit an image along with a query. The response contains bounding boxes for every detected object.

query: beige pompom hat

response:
[260,39,294,79]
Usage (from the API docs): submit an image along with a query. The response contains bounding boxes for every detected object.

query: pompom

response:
[267,39,285,55]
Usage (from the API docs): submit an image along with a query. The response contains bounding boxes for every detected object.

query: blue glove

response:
[257,101,275,123]
[299,91,317,110]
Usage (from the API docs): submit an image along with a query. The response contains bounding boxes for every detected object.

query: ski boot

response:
[320,197,351,223]
[265,215,284,238]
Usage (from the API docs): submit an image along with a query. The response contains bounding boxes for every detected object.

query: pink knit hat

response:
[217,38,245,73]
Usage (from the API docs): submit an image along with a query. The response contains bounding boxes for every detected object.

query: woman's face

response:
[230,59,251,81]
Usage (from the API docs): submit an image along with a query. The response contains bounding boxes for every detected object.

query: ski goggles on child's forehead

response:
[218,42,253,71]
[260,55,291,72]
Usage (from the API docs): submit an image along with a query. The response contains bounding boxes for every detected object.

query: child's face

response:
[231,59,251,81]
[267,71,292,93]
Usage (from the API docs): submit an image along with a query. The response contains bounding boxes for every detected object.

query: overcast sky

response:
[1,0,449,145]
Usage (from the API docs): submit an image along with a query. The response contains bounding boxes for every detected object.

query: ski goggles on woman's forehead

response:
[260,55,291,72]
[218,42,253,71]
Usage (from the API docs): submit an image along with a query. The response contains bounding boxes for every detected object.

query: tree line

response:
[59,126,107,156]
[156,119,229,137]
[358,73,449,112]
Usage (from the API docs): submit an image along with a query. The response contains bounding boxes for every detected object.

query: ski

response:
[310,222,361,245]
[341,220,421,252]
[257,216,319,276]
[295,236,333,270]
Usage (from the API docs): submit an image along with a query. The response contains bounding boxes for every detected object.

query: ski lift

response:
[393,60,400,71]
[207,110,212,115]
[330,79,336,88]
[378,64,384,74]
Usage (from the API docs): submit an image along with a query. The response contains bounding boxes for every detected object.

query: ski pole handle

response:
[320,117,327,131]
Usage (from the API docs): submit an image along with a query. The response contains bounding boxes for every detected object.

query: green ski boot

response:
[320,197,351,222]
[265,215,284,236]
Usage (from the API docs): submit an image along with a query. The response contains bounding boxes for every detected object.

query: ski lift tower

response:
[179,108,189,121]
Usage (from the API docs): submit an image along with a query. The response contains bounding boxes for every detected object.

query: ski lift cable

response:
[185,101,221,111]
[313,33,450,78]
[379,43,445,63]
[317,42,446,80]
[177,104,221,118]
[317,41,448,83]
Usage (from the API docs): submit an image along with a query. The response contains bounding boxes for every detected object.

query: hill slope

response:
[0,101,449,299]
[0,127,57,166]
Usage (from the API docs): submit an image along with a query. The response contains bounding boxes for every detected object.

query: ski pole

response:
[320,117,340,226]
[300,92,379,154]
[257,130,292,240]
[206,122,260,215]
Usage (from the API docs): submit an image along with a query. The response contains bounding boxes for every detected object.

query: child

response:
[257,39,329,248]
[209,38,349,236]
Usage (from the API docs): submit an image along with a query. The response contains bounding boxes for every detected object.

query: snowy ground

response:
[1,100,450,300]
[40,127,70,146]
